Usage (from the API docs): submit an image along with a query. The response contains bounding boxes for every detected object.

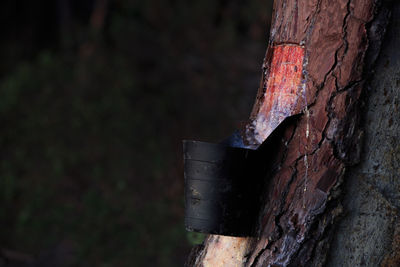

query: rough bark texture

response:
[187,0,394,266]
[327,4,400,266]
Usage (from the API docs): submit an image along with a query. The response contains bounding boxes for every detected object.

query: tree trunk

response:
[186,0,397,266]
[327,3,400,266]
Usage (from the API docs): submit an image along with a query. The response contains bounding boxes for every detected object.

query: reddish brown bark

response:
[187,0,390,266]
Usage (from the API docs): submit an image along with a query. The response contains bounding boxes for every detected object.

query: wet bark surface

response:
[187,0,394,266]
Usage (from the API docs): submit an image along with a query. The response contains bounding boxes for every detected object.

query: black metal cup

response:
[183,115,299,237]
[183,141,264,236]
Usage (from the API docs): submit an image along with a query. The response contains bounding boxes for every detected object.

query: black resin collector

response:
[183,116,297,237]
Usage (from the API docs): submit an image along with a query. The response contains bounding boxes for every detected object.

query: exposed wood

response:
[186,0,391,266]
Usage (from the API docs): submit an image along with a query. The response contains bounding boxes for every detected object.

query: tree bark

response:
[327,3,400,266]
[186,0,396,266]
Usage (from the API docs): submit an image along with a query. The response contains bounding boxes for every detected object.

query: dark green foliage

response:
[0,0,271,266]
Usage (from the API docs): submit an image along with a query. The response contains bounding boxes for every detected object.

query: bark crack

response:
[249,124,301,267]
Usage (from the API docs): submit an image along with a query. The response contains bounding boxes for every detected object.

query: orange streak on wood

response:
[260,45,305,117]
[250,45,305,145]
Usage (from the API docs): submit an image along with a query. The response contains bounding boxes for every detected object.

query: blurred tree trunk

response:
[57,0,72,49]
[186,0,398,266]
[89,0,108,32]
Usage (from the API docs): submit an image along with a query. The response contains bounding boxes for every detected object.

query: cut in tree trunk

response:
[186,0,396,266]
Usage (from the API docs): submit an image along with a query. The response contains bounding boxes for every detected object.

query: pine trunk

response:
[186,0,398,266]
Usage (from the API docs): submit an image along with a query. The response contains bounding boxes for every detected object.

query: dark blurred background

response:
[0,0,272,266]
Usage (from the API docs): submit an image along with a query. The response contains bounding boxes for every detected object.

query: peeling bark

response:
[186,0,393,266]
